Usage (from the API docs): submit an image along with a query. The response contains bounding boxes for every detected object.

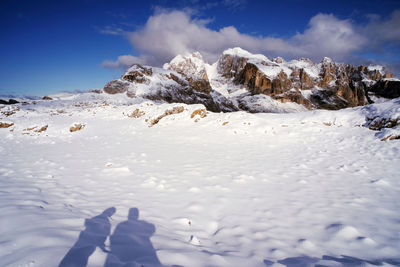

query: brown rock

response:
[271,71,292,95]
[190,109,207,118]
[217,54,248,78]
[70,123,85,132]
[381,135,400,141]
[149,106,185,127]
[35,125,48,132]
[122,64,152,83]
[273,90,313,109]
[128,109,145,118]
[299,69,314,90]
[167,53,212,94]
[0,122,14,128]
[235,63,272,95]
[186,76,212,94]
[42,96,53,100]
[89,89,103,94]
[103,80,130,94]
[309,90,348,110]
[367,117,398,131]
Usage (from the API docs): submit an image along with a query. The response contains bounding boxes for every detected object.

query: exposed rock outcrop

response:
[103,47,399,113]
[70,123,85,132]
[274,90,313,109]
[104,54,237,112]
[0,122,14,128]
[103,80,131,95]
[164,52,212,94]
[368,79,400,99]
[217,48,397,110]
[0,99,19,105]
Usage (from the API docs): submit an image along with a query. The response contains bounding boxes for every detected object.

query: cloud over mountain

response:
[102,9,400,71]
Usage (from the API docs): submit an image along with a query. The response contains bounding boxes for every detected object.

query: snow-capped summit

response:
[272,57,286,64]
[367,65,384,73]
[222,47,269,62]
[321,56,333,64]
[163,51,206,79]
[163,51,211,94]
[103,48,398,113]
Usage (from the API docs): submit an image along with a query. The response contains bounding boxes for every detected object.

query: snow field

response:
[0,94,399,266]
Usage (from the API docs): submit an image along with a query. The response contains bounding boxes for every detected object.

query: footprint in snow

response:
[189,235,201,245]
[370,179,390,186]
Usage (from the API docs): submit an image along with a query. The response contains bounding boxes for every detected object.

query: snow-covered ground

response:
[1,93,400,267]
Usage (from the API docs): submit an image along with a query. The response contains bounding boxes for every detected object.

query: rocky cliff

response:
[103,47,399,113]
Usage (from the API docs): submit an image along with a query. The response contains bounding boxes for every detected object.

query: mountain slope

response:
[103,47,399,113]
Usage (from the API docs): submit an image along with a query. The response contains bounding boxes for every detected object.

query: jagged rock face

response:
[103,48,398,113]
[274,90,313,109]
[103,80,130,94]
[290,69,313,90]
[309,89,349,110]
[299,70,314,90]
[318,59,337,88]
[103,62,237,113]
[164,52,212,94]
[122,64,153,83]
[217,50,395,109]
[234,63,271,94]
[271,72,292,95]
[217,53,248,78]
[369,80,400,99]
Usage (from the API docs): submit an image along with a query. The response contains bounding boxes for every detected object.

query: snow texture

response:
[1,93,400,267]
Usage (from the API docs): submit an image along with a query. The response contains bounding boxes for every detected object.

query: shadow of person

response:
[59,207,116,267]
[104,208,163,267]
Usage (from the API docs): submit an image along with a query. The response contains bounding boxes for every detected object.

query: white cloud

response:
[102,55,145,69]
[98,25,126,36]
[291,14,366,60]
[102,9,399,71]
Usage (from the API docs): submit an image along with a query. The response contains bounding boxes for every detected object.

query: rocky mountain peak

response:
[272,57,286,64]
[103,48,399,113]
[164,52,206,79]
[298,58,314,64]
[321,57,333,64]
[164,51,212,94]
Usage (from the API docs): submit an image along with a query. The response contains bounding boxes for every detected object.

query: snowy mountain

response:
[103,47,399,113]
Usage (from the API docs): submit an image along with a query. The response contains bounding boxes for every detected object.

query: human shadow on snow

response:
[104,207,164,267]
[59,207,168,267]
[59,207,116,267]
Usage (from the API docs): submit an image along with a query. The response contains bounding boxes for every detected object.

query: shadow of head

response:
[128,207,139,221]
[102,207,116,217]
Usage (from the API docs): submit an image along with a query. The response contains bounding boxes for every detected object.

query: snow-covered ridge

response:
[222,47,269,62]
[101,47,398,114]
[163,51,208,81]
[218,47,388,80]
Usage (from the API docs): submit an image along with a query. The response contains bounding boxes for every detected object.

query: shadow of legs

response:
[59,207,116,267]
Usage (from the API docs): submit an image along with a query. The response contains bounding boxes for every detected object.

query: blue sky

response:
[1,0,399,96]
